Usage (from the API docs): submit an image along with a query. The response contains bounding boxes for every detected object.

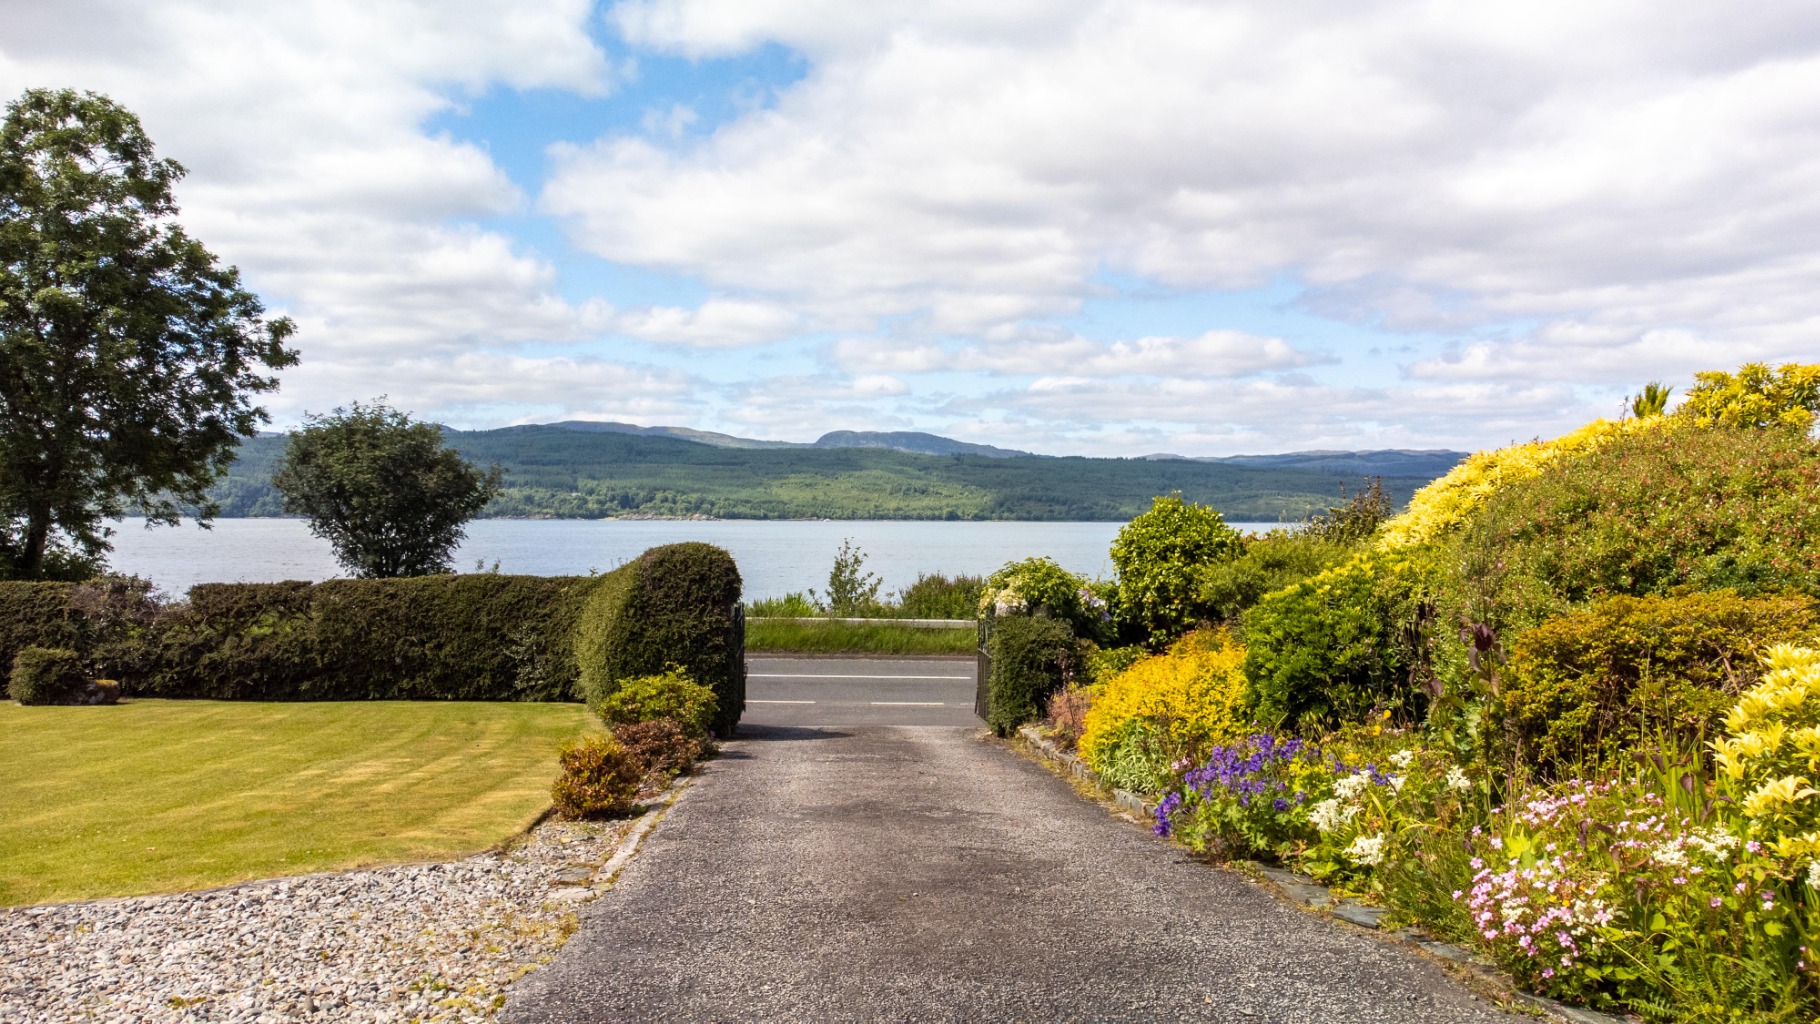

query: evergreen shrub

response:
[575,542,744,735]
[1240,549,1437,731]
[984,613,1076,736]
[1491,590,1818,779]
[593,667,718,740]
[1111,495,1242,643]
[8,646,88,704]
[550,734,642,819]
[613,718,699,779]
[0,582,84,673]
[1192,531,1351,625]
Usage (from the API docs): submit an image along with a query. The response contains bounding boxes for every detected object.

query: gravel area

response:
[0,815,644,1024]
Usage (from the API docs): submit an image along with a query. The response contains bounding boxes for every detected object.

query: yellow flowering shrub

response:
[1376,417,1646,550]
[1711,645,1820,859]
[1079,629,1247,776]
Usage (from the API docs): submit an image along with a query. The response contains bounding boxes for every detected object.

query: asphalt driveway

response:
[504,657,1520,1023]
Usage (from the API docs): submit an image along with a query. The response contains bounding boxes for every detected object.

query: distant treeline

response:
[203,427,1447,522]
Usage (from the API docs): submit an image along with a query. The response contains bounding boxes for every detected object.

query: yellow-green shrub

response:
[551,734,643,819]
[1711,645,1820,860]
[1080,630,1247,789]
[1377,417,1645,550]
[592,666,718,740]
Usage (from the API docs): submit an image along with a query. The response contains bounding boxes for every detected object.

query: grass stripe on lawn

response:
[0,699,595,906]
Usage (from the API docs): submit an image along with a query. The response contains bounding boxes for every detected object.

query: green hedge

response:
[984,613,1076,737]
[576,542,745,736]
[1491,590,1818,779]
[0,544,746,723]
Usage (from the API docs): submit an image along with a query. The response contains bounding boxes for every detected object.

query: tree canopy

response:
[273,401,502,578]
[0,88,297,578]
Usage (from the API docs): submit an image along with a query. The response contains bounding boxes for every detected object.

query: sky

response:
[3,1,1818,457]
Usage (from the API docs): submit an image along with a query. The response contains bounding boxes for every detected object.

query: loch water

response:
[105,517,1284,601]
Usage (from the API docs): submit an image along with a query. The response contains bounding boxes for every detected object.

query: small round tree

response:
[272,401,501,578]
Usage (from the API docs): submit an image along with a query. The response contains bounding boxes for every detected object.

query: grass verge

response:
[0,699,595,906]
[745,618,975,654]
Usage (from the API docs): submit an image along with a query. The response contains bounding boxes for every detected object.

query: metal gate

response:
[973,616,992,722]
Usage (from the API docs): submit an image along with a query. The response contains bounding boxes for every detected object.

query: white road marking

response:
[748,699,816,704]
[870,701,947,706]
[747,674,970,680]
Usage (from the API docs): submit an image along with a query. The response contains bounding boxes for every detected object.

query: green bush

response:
[9,646,87,705]
[1446,422,1820,646]
[142,574,599,700]
[895,573,984,619]
[980,557,1107,639]
[550,734,643,819]
[0,582,83,674]
[1193,530,1352,624]
[1240,549,1437,731]
[1490,590,1818,779]
[575,542,744,735]
[593,667,718,740]
[613,718,699,779]
[984,614,1077,736]
[1111,495,1243,643]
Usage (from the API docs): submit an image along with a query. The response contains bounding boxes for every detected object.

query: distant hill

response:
[1142,449,1468,478]
[812,430,1032,459]
[201,425,1457,523]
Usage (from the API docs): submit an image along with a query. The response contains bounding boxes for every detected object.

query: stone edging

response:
[1013,725,1633,1024]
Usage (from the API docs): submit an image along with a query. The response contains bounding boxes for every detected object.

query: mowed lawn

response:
[0,699,595,906]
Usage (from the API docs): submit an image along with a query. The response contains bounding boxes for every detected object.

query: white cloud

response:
[0,0,628,425]
[552,0,1820,417]
[611,298,800,347]
[833,330,1321,378]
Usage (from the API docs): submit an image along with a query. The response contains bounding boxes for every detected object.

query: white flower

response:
[1651,843,1688,868]
[1333,774,1369,801]
[1808,861,1820,890]
[1445,767,1472,792]
[1389,749,1416,769]
[992,587,1026,616]
[1309,798,1358,834]
[1344,834,1387,867]
[1390,774,1408,793]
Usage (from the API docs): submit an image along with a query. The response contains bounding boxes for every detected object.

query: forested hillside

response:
[207,426,1452,521]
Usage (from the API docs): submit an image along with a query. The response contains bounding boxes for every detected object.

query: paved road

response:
[505,657,1519,1023]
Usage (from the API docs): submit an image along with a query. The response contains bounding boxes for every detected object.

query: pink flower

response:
[1710,897,1722,909]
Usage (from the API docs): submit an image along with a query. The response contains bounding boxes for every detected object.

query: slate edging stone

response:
[1013,724,1636,1024]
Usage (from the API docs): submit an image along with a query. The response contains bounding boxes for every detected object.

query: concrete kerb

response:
[1011,724,1635,1024]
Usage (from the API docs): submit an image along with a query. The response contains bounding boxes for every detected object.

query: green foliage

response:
[550,734,642,820]
[1082,644,1147,687]
[592,667,718,741]
[1629,381,1674,419]
[1444,422,1820,657]
[894,573,984,619]
[0,582,83,674]
[743,619,974,654]
[984,614,1076,736]
[1240,550,1437,731]
[203,426,1439,521]
[1192,530,1352,624]
[0,88,296,578]
[981,557,1107,639]
[1490,591,1818,780]
[810,538,882,614]
[612,718,699,780]
[745,592,819,617]
[1678,361,1820,430]
[273,401,501,578]
[143,575,597,701]
[1111,495,1243,642]
[1303,478,1392,546]
[574,542,745,736]
[8,646,86,705]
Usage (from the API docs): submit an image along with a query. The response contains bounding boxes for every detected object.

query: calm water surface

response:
[106,518,1281,600]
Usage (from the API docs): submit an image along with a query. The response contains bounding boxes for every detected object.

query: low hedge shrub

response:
[984,613,1076,737]
[8,646,88,705]
[592,667,718,740]
[613,719,699,779]
[550,734,643,819]
[1240,549,1437,731]
[576,542,744,735]
[1490,590,1818,779]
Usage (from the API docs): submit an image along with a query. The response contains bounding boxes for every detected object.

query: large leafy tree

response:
[273,401,502,578]
[0,88,297,579]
